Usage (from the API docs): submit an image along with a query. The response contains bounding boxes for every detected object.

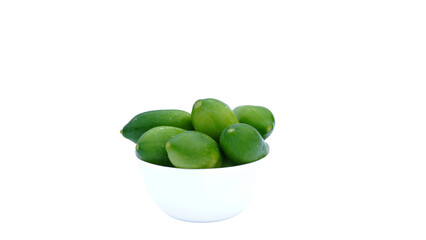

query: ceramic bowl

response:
[137,158,264,222]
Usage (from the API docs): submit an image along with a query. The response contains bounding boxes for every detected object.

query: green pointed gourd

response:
[220,123,269,165]
[136,126,186,167]
[233,105,275,139]
[191,98,238,142]
[121,109,193,143]
[165,131,223,169]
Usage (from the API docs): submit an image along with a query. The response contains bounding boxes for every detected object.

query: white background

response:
[1,0,425,239]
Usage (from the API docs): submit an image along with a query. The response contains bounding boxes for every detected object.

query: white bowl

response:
[137,158,264,222]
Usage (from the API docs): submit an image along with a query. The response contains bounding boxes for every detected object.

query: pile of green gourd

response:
[121,98,275,169]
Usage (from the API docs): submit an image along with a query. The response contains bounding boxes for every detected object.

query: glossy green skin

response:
[136,126,186,167]
[166,131,223,169]
[121,109,193,143]
[220,123,269,165]
[233,105,275,139]
[191,98,239,142]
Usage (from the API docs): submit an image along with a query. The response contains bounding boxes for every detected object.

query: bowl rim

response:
[137,155,266,172]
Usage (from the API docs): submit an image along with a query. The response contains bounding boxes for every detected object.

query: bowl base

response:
[164,210,244,223]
